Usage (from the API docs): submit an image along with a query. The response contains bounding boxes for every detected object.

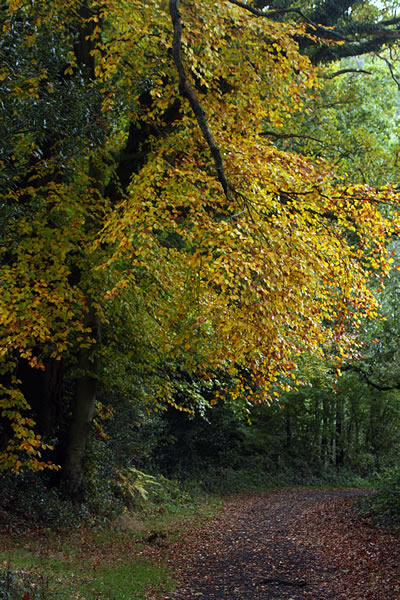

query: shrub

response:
[360,466,400,528]
[113,467,195,514]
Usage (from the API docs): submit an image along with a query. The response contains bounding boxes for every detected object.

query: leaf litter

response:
[148,488,400,600]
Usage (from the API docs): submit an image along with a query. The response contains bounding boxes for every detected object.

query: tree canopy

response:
[1,0,399,495]
[252,0,400,62]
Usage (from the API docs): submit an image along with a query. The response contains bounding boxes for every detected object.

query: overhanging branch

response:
[229,0,400,63]
[227,0,350,41]
[343,364,400,391]
[169,0,233,203]
[260,130,324,144]
[322,68,372,78]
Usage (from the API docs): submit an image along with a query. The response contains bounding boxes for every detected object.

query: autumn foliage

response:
[0,0,399,481]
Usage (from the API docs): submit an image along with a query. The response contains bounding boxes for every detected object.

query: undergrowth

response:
[0,462,387,600]
[358,466,400,529]
[0,470,220,600]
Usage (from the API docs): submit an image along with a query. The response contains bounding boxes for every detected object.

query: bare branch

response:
[322,68,372,78]
[169,0,233,203]
[260,130,325,144]
[374,52,400,88]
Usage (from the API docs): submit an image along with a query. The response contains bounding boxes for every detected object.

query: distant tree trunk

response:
[285,407,292,448]
[321,395,329,466]
[354,416,360,453]
[347,396,361,464]
[313,394,322,467]
[366,395,381,468]
[335,395,345,467]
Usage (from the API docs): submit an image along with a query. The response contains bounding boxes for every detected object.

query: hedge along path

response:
[153,488,400,600]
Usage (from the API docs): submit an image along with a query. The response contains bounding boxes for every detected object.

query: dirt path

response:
[159,488,400,600]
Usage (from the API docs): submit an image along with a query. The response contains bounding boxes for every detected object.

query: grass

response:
[0,496,222,600]
[0,543,173,599]
[0,554,173,599]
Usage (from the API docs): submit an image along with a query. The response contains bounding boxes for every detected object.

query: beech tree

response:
[266,55,400,187]
[1,0,399,497]
[252,0,400,63]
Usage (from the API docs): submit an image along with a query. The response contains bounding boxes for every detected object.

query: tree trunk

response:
[313,393,322,468]
[60,6,104,500]
[321,394,329,467]
[335,395,345,468]
[62,311,100,499]
[285,408,292,448]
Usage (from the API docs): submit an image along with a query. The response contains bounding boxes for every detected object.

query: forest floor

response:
[151,488,400,600]
[1,487,399,599]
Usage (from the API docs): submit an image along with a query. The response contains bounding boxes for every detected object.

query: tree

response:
[251,0,400,63]
[264,55,400,187]
[255,51,400,475]
[0,0,399,497]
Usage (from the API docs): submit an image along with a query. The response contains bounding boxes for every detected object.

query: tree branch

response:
[169,0,233,203]
[235,0,400,63]
[227,0,350,41]
[380,16,400,27]
[311,36,396,63]
[322,68,372,79]
[228,0,303,19]
[260,130,325,144]
[343,364,400,391]
[374,52,400,88]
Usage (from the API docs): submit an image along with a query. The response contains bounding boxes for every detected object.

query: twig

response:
[260,130,324,144]
[374,52,400,88]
